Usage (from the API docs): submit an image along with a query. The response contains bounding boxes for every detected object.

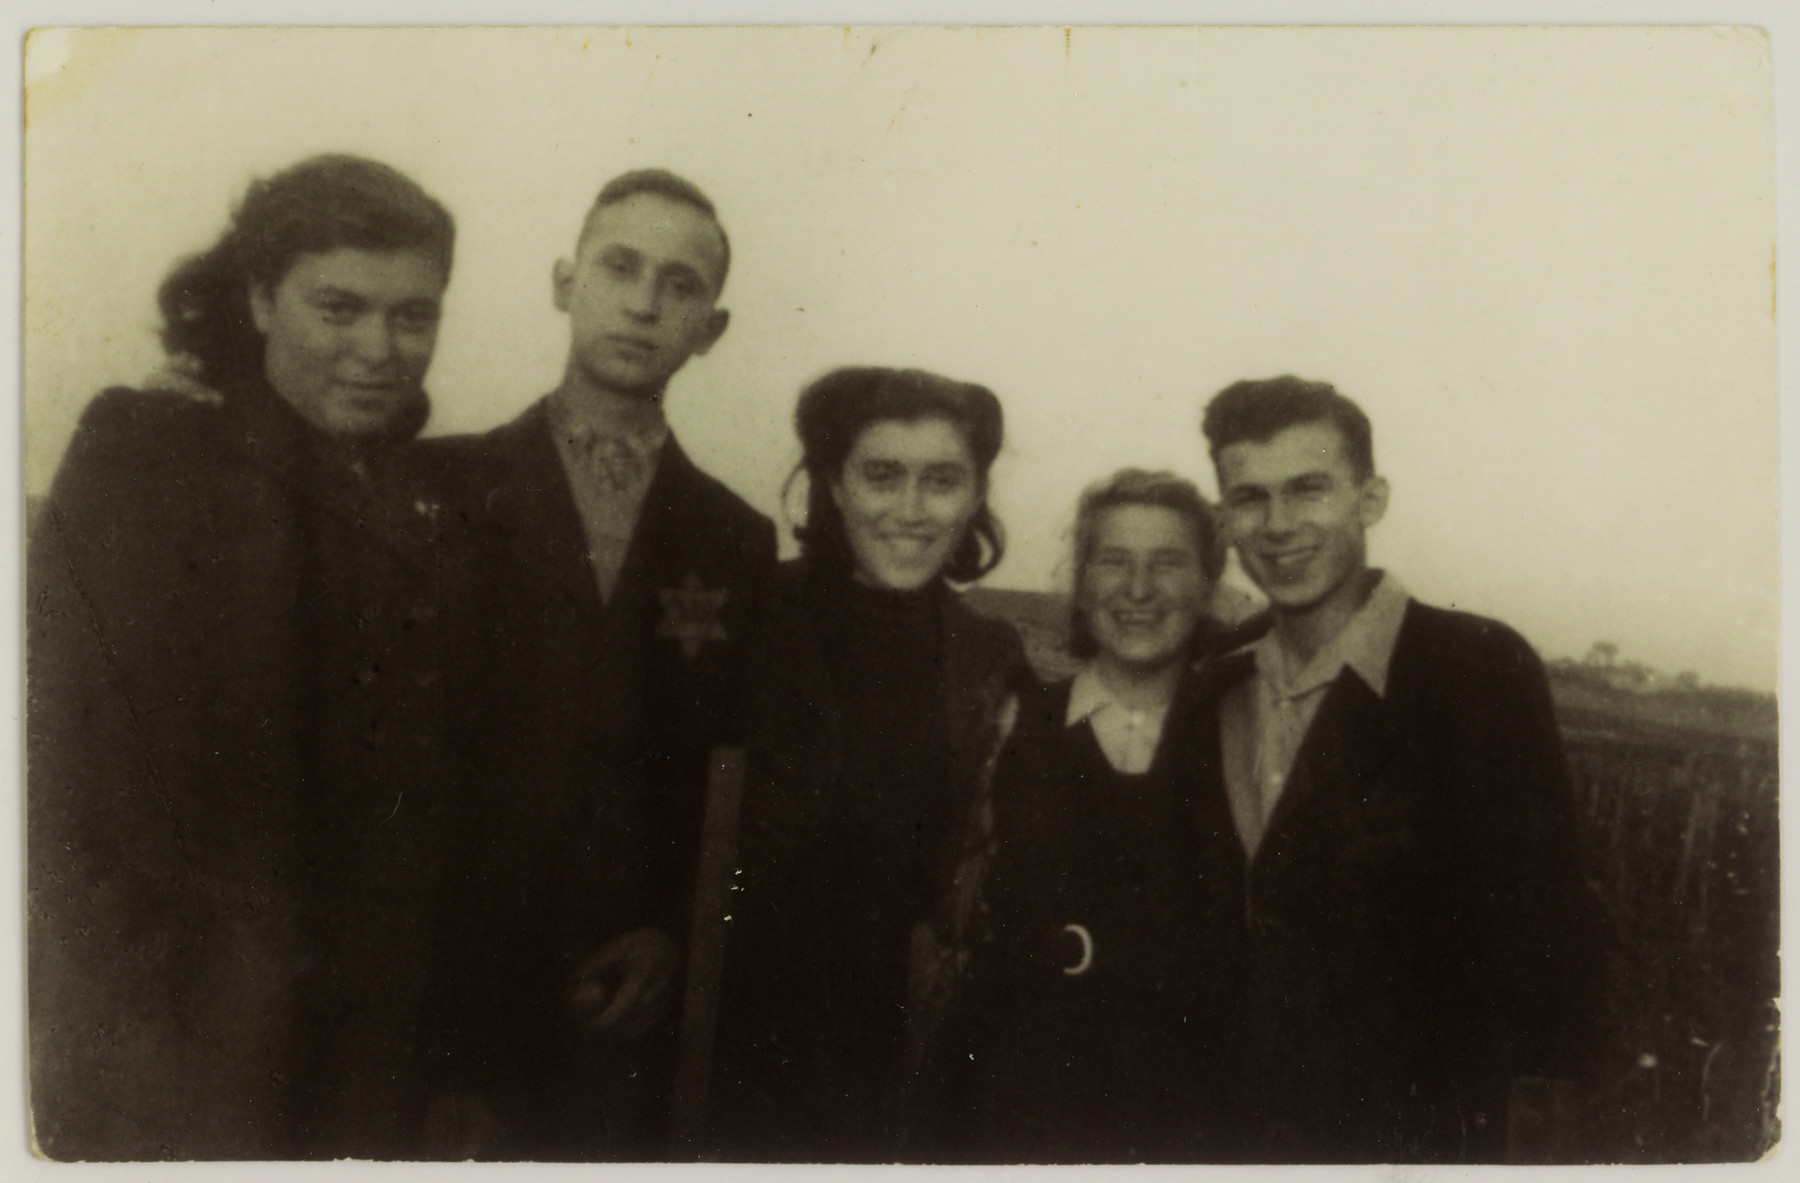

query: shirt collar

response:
[1065,663,1172,728]
[547,387,670,457]
[1246,572,1410,700]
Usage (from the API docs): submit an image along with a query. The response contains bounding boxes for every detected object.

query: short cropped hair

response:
[578,168,731,292]
[790,366,1007,584]
[1201,375,1376,482]
[1067,468,1224,660]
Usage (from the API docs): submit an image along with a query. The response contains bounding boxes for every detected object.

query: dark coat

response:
[1191,601,1608,1164]
[27,383,467,1160]
[417,398,777,1155]
[710,563,1030,1162]
[955,670,1243,1163]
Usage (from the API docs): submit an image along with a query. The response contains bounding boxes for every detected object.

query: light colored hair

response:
[1067,468,1224,660]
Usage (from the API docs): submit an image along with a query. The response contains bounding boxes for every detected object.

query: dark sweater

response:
[820,576,954,941]
[752,576,953,1151]
[711,562,1028,1162]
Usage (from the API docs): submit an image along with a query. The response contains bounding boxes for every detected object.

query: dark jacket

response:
[710,563,1030,1162]
[955,668,1243,1163]
[418,398,777,1155]
[1192,601,1608,1164]
[27,383,466,1160]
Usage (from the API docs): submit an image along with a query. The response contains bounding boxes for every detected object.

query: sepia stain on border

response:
[23,28,138,132]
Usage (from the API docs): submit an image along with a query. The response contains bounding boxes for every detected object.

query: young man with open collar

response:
[1193,375,1606,1163]
[423,171,777,1158]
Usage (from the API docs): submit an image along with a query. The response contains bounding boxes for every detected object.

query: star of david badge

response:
[658,573,730,658]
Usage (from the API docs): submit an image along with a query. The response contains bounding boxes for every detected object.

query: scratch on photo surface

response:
[626,54,661,134]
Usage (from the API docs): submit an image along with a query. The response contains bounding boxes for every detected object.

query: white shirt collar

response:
[1065,663,1172,727]
[1243,572,1411,700]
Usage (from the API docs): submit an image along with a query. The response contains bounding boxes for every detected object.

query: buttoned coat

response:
[418,398,777,1154]
[28,383,466,1160]
[1189,601,1606,1163]
[954,669,1243,1163]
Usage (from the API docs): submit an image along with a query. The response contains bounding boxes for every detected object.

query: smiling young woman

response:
[27,154,468,1161]
[707,367,1030,1162]
[829,417,982,591]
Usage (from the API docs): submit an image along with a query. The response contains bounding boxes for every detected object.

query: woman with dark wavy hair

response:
[708,367,1029,1161]
[28,154,462,1160]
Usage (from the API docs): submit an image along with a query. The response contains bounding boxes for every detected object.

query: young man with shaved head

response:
[424,170,776,1159]
[1192,375,1606,1163]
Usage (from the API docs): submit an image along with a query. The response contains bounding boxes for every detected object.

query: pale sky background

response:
[22,23,1777,691]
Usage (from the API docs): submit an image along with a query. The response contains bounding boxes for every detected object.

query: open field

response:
[965,586,1780,1162]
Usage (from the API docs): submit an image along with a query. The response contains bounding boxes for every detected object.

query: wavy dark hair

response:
[1066,468,1225,660]
[789,366,1007,584]
[156,154,455,389]
[1201,374,1375,482]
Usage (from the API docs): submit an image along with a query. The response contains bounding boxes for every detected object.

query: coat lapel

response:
[936,590,1023,950]
[228,381,434,564]
[1260,667,1402,846]
[524,415,714,637]
[941,590,1014,810]
[1183,648,1257,855]
[609,435,701,631]
[495,400,609,621]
